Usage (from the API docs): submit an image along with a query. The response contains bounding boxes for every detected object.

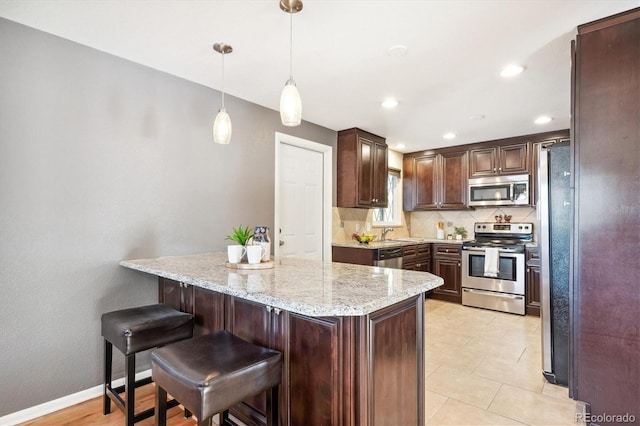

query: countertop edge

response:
[120,256,444,317]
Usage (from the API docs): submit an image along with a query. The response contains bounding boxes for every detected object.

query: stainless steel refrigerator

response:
[536,141,571,386]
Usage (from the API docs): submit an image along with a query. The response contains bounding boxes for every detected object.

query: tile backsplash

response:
[332,207,537,243]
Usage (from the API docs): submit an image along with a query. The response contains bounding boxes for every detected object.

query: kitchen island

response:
[120,252,443,426]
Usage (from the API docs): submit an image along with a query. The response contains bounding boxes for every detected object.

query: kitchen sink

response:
[386,238,426,242]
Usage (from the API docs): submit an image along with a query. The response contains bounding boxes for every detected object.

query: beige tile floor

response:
[424,299,579,426]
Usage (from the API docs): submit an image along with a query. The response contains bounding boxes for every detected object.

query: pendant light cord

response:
[221,52,226,109]
[289,12,293,79]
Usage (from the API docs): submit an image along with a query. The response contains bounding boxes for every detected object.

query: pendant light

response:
[279,0,303,127]
[213,43,233,144]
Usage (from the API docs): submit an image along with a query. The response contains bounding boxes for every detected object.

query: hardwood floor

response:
[18,384,199,426]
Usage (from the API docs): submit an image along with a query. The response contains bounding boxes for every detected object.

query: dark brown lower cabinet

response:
[430,244,462,303]
[158,277,224,335]
[159,279,425,426]
[525,247,541,316]
[403,244,431,272]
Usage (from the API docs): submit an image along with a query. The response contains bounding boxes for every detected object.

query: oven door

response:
[461,248,525,295]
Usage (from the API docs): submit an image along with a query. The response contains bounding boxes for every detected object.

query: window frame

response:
[373,168,402,227]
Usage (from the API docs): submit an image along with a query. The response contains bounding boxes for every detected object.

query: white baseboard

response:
[0,369,151,426]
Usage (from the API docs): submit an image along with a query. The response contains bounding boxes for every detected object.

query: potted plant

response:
[454,226,468,240]
[226,225,253,246]
[225,225,253,263]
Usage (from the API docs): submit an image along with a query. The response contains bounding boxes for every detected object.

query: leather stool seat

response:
[102,304,194,355]
[152,330,282,426]
[101,304,194,425]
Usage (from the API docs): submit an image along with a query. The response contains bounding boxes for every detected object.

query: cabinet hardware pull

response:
[458,262,461,267]
[266,306,273,313]
[274,308,282,315]
[499,167,502,171]
[527,268,530,273]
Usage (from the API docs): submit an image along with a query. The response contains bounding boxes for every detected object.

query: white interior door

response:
[275,133,332,261]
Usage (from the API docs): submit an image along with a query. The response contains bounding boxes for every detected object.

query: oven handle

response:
[462,247,521,254]
[463,288,524,300]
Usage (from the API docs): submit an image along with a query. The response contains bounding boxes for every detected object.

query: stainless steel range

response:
[461,222,533,315]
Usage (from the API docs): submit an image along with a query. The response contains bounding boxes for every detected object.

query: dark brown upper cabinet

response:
[469,142,529,178]
[403,149,468,211]
[337,128,388,208]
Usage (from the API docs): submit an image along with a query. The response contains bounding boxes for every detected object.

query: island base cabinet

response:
[158,277,224,336]
[364,295,424,426]
[159,280,425,426]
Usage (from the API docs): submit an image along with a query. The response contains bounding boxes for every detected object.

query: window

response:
[373,169,402,226]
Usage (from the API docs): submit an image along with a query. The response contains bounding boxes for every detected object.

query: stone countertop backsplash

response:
[120,252,443,317]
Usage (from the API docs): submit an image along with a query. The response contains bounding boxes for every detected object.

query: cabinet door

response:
[158,277,182,310]
[191,286,225,336]
[288,313,344,425]
[500,143,529,175]
[412,154,438,209]
[369,296,424,426]
[225,297,274,425]
[469,147,497,177]
[432,257,462,302]
[357,136,375,206]
[403,245,418,270]
[372,141,388,207]
[439,150,468,209]
[526,248,541,316]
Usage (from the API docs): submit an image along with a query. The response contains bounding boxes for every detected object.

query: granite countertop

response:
[332,238,469,249]
[120,252,443,317]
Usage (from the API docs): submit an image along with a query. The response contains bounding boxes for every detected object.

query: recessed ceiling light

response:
[535,115,552,125]
[386,45,408,57]
[443,132,456,140]
[469,114,486,120]
[381,98,399,109]
[500,64,525,77]
[396,143,406,149]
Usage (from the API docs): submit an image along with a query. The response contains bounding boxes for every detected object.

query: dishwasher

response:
[374,247,404,269]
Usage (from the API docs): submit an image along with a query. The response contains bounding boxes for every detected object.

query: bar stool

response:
[101,304,194,425]
[152,330,282,426]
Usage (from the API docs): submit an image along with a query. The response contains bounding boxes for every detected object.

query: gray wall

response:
[0,18,337,416]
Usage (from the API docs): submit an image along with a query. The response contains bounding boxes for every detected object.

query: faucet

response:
[381,227,394,241]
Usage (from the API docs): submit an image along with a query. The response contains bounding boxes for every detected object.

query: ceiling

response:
[1,0,636,152]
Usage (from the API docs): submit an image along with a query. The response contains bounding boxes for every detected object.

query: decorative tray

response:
[225,260,275,270]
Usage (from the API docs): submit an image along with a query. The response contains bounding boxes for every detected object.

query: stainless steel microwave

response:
[468,174,530,206]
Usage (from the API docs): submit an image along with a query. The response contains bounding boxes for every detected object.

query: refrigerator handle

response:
[537,145,553,375]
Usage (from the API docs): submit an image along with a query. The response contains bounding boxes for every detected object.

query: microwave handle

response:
[510,183,515,202]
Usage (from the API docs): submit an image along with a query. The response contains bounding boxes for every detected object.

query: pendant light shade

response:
[280,1,303,127]
[280,79,302,126]
[213,107,232,144]
[213,43,233,144]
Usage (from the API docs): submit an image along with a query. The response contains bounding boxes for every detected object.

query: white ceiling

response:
[1,0,637,152]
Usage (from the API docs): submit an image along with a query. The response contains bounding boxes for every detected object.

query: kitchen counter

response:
[332,238,468,249]
[120,252,443,317]
[120,251,440,425]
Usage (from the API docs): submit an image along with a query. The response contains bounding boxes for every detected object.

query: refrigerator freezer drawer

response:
[462,288,525,315]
